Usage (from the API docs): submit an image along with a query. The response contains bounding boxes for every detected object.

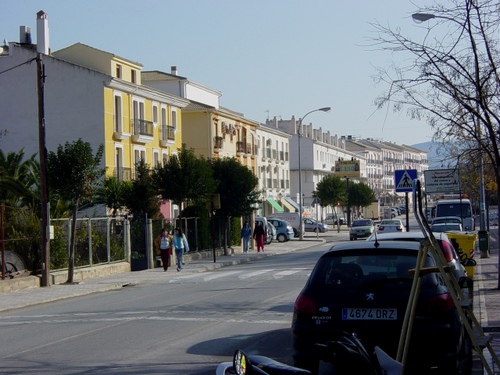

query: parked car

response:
[291,241,470,374]
[266,218,294,242]
[266,222,277,244]
[349,219,375,240]
[430,223,463,232]
[325,214,345,226]
[430,216,463,226]
[390,207,399,218]
[303,217,329,233]
[366,231,470,296]
[376,219,406,233]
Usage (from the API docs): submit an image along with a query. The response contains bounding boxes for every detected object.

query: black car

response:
[291,241,469,374]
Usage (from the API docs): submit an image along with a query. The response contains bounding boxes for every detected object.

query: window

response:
[171,109,177,128]
[116,64,122,79]
[114,95,122,132]
[152,104,158,124]
[161,107,167,125]
[131,69,136,84]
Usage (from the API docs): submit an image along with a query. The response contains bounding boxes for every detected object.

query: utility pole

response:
[37,53,50,286]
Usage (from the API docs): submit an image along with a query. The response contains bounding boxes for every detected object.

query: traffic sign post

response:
[394,169,418,232]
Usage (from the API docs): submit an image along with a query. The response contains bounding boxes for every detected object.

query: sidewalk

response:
[0,228,499,373]
[473,244,500,374]
[0,232,330,313]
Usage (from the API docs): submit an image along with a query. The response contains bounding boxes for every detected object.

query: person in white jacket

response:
[172,227,189,271]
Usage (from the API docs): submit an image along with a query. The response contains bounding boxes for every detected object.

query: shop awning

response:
[285,197,300,211]
[280,198,296,212]
[266,198,284,212]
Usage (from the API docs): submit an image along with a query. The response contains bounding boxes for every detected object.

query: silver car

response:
[349,219,375,240]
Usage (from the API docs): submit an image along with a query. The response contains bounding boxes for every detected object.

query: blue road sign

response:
[394,169,418,192]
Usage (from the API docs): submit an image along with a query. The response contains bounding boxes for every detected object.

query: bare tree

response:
[371,0,500,287]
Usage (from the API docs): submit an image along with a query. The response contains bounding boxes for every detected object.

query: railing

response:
[132,119,154,136]
[160,125,175,141]
[214,136,223,149]
[236,141,245,153]
[114,167,132,181]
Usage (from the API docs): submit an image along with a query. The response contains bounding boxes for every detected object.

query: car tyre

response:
[277,233,287,243]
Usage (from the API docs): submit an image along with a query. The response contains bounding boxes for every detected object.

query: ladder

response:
[396,179,500,374]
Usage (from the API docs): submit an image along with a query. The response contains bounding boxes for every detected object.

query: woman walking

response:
[253,221,265,253]
[154,228,172,271]
[172,227,189,271]
[241,221,252,253]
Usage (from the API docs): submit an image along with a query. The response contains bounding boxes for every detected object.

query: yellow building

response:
[52,43,190,180]
[142,70,259,175]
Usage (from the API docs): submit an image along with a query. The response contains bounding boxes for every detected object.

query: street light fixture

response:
[297,106,331,240]
[412,12,487,237]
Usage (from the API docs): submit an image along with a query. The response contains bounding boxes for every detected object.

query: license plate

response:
[342,308,397,320]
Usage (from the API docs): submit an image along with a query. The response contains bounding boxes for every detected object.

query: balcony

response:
[114,167,132,182]
[131,119,154,144]
[236,141,245,155]
[214,136,223,152]
[160,125,175,147]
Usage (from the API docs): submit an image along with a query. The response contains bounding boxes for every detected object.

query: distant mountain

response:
[411,141,445,168]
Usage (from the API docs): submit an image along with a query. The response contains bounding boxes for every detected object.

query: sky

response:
[2,0,436,146]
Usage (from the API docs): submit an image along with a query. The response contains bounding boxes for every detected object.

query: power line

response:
[0,57,36,76]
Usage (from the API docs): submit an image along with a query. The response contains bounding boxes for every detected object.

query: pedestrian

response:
[253,221,265,253]
[241,221,252,253]
[154,228,172,272]
[172,227,189,271]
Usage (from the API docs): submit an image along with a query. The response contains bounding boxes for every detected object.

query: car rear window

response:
[352,220,372,227]
[310,251,436,289]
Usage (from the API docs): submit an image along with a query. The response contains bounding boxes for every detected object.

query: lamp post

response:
[298,107,331,240]
[412,12,487,236]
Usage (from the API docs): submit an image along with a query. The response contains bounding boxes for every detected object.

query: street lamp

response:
[412,12,487,236]
[297,107,331,240]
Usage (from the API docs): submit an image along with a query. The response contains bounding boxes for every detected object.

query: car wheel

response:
[458,332,473,374]
[277,233,286,242]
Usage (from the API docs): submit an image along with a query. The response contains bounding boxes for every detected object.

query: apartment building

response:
[266,116,365,216]
[345,137,429,205]
[0,12,189,218]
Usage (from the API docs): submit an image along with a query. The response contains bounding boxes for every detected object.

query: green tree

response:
[125,159,160,220]
[94,176,133,217]
[0,149,38,205]
[153,144,216,223]
[348,181,376,217]
[47,139,104,283]
[212,157,260,252]
[314,175,347,218]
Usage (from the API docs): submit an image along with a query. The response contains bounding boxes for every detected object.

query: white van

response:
[434,198,474,230]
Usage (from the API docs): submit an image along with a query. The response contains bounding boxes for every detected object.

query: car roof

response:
[328,240,422,252]
[366,231,450,242]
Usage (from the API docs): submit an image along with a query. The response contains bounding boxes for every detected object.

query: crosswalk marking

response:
[238,269,277,279]
[167,268,311,283]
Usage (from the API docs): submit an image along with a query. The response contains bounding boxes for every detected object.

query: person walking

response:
[241,221,252,253]
[154,228,172,272]
[253,221,265,253]
[172,227,189,271]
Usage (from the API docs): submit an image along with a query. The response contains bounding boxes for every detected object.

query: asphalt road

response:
[0,243,331,374]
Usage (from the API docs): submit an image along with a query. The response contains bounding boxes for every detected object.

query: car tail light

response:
[397,226,403,231]
[294,294,317,314]
[439,241,455,262]
[426,293,454,315]
[379,226,385,231]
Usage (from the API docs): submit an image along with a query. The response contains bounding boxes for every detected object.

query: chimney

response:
[171,66,178,75]
[19,26,32,44]
[36,10,49,55]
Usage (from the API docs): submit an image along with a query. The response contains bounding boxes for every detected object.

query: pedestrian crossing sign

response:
[394,169,417,192]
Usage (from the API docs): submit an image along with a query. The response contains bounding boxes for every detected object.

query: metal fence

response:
[50,217,129,270]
